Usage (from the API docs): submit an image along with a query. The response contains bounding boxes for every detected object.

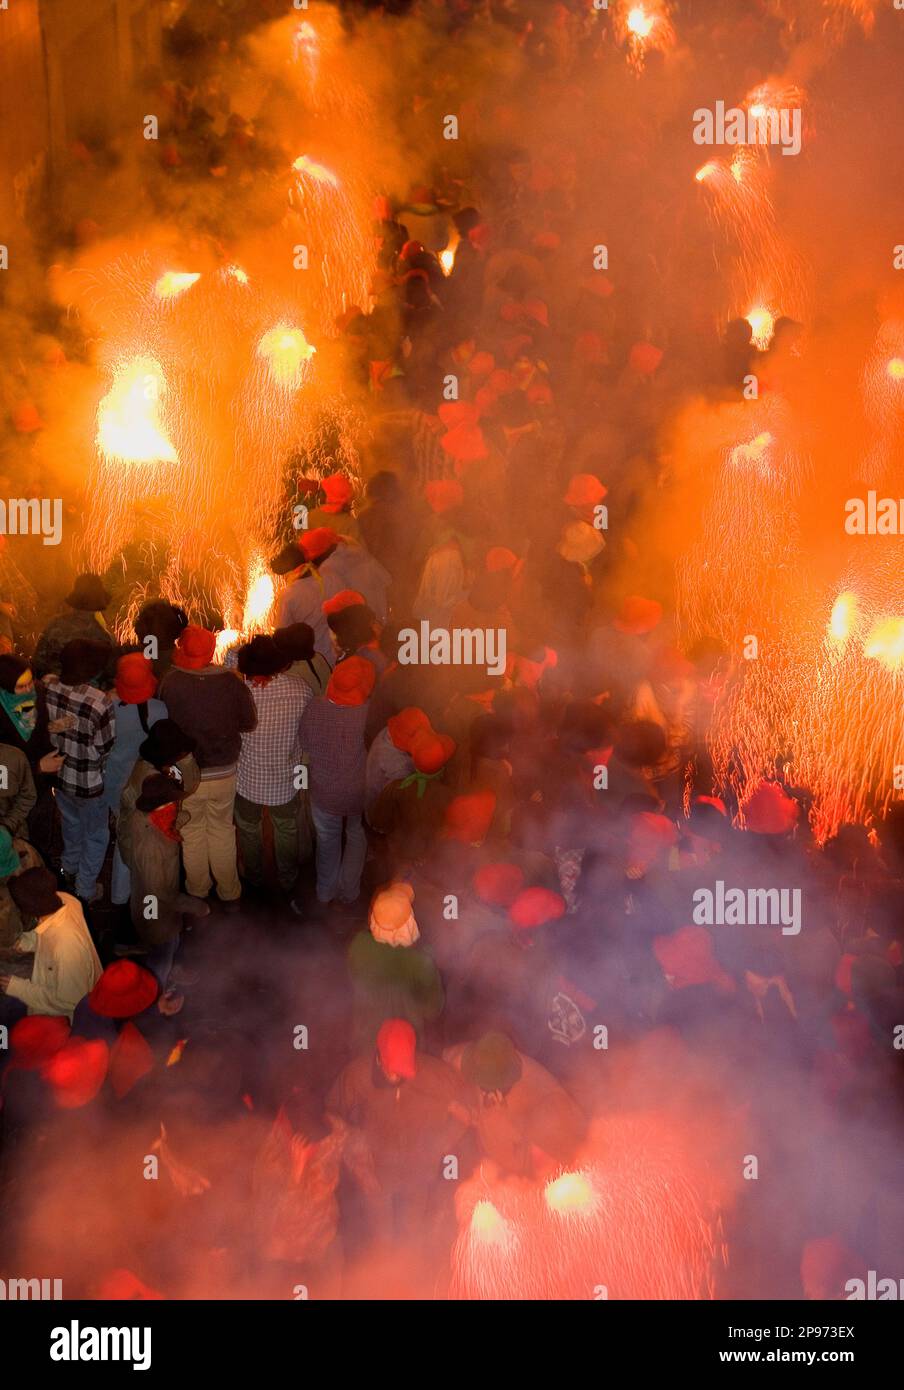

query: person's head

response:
[460,1032,522,1097]
[273,623,315,664]
[64,573,111,613]
[59,639,110,688]
[0,653,32,695]
[237,634,291,682]
[9,867,63,919]
[114,653,157,705]
[171,626,217,671]
[375,1018,417,1084]
[326,655,376,706]
[135,771,185,813]
[138,718,197,769]
[724,317,753,348]
[614,719,667,768]
[300,528,341,568]
[453,206,481,237]
[328,604,378,659]
[133,600,189,650]
[365,470,402,505]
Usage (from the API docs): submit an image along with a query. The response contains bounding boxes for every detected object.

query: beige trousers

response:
[180,773,241,902]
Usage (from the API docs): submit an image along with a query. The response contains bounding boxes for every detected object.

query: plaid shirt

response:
[299,696,370,815]
[236,671,313,805]
[42,678,115,797]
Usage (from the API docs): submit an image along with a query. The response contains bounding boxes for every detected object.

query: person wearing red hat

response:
[276,528,391,658]
[305,472,360,540]
[563,472,608,525]
[87,959,159,1018]
[741,780,801,836]
[0,868,101,1021]
[364,707,429,817]
[104,654,167,906]
[328,1018,470,1242]
[369,729,457,868]
[160,630,257,910]
[295,657,376,911]
[443,790,497,846]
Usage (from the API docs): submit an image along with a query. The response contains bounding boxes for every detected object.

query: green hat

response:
[0,827,21,879]
[461,1032,523,1094]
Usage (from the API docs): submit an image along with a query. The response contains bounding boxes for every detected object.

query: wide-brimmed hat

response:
[89,960,159,1018]
[461,1032,522,1093]
[65,573,111,611]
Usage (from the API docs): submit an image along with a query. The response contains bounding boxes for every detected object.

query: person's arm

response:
[0,751,37,835]
[5,935,91,1016]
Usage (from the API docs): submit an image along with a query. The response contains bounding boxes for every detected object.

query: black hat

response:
[0,653,29,694]
[136,771,184,813]
[237,635,290,679]
[65,573,111,611]
[270,542,306,577]
[273,623,315,662]
[134,600,189,648]
[60,639,110,687]
[9,867,62,919]
[139,718,197,768]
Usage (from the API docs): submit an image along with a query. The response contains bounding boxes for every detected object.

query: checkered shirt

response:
[42,679,115,797]
[236,671,313,806]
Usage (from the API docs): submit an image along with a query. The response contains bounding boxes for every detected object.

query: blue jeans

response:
[311,805,367,904]
[56,789,110,899]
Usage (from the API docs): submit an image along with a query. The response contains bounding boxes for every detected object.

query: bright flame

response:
[96,357,178,465]
[470,1200,506,1243]
[730,155,745,183]
[695,162,718,183]
[829,591,859,643]
[242,564,275,632]
[166,1039,188,1067]
[440,240,458,277]
[292,154,339,188]
[864,617,904,672]
[257,324,316,390]
[627,5,655,37]
[746,306,775,350]
[223,264,249,285]
[545,1171,598,1215]
[886,357,904,381]
[154,271,201,300]
[215,629,240,662]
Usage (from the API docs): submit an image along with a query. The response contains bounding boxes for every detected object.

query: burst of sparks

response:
[746,305,775,350]
[864,617,904,672]
[96,356,178,465]
[256,324,316,391]
[154,271,201,300]
[292,154,340,189]
[544,1170,599,1216]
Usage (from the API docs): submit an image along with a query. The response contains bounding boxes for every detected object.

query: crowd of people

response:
[0,0,902,1303]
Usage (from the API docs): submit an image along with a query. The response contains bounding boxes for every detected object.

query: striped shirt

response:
[236,671,313,805]
[42,678,115,797]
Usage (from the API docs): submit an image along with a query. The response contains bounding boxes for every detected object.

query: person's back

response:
[300,692,370,817]
[4,873,102,1019]
[160,662,256,772]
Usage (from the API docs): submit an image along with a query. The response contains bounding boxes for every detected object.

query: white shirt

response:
[6,892,102,1019]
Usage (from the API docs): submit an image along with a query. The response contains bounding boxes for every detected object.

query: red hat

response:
[488,368,517,395]
[115,653,158,704]
[742,781,800,835]
[693,795,727,816]
[468,351,495,378]
[486,546,519,574]
[387,706,431,752]
[326,655,376,706]
[376,1018,417,1079]
[564,473,607,508]
[438,400,480,430]
[322,588,365,617]
[10,1015,70,1069]
[96,1269,164,1301]
[629,342,664,375]
[172,626,217,670]
[43,1038,109,1109]
[509,886,566,930]
[613,595,663,635]
[628,812,678,871]
[653,926,735,992]
[400,239,425,261]
[12,401,43,433]
[473,862,525,908]
[444,790,497,844]
[109,1021,155,1099]
[320,472,355,513]
[425,479,464,515]
[410,729,456,774]
[89,960,159,1018]
[300,527,341,562]
[441,423,488,464]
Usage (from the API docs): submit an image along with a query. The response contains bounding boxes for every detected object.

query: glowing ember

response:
[242,561,275,632]
[96,357,178,465]
[829,591,859,644]
[154,271,201,300]
[215,629,241,662]
[864,617,904,672]
[223,264,249,285]
[292,154,339,189]
[256,325,316,390]
[886,357,904,381]
[695,162,718,183]
[545,1171,598,1216]
[746,306,775,350]
[166,1039,188,1067]
[440,242,458,277]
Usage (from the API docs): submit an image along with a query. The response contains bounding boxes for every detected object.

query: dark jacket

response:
[158,666,257,772]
